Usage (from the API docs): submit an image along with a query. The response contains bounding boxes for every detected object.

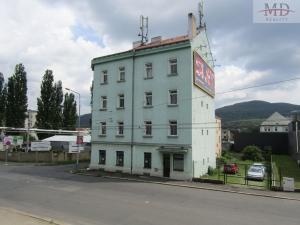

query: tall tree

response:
[36,70,55,130]
[5,64,28,127]
[52,80,63,129]
[0,73,6,126]
[63,93,77,130]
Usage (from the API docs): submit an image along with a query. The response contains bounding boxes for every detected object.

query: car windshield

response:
[249,167,262,173]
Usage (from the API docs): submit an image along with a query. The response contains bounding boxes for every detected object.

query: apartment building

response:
[89,13,216,180]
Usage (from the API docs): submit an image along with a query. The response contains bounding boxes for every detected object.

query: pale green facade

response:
[90,27,216,180]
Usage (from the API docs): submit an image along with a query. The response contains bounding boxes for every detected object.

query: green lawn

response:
[201,152,268,189]
[272,155,300,188]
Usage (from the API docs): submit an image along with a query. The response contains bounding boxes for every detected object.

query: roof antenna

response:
[138,15,149,45]
[198,1,205,31]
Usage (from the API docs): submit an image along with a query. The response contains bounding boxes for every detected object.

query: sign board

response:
[31,141,52,151]
[76,135,83,145]
[13,136,23,145]
[283,177,295,192]
[193,51,215,97]
[3,136,13,146]
[69,142,84,153]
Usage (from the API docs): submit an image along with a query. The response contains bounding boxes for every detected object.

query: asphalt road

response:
[0,163,299,225]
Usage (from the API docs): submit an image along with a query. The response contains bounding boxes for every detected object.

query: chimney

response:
[132,40,142,48]
[188,13,197,39]
[150,36,162,44]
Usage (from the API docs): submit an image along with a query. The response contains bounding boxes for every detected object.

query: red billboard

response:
[193,51,215,97]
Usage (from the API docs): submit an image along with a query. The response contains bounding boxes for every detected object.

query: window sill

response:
[116,107,125,110]
[143,105,153,108]
[168,104,178,107]
[99,108,107,111]
[144,76,153,80]
[167,73,178,77]
[143,135,153,138]
[100,82,108,85]
[98,134,106,137]
[117,80,126,83]
[168,135,178,138]
[143,167,151,170]
[116,165,124,167]
[115,135,124,137]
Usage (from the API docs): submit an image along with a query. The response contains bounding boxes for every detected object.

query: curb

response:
[0,207,68,225]
[72,171,300,202]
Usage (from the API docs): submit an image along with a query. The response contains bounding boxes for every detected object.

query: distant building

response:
[222,129,234,142]
[89,12,216,180]
[215,117,222,157]
[260,112,290,133]
[25,109,38,140]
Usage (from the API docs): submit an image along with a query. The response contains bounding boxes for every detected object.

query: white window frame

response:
[169,58,178,75]
[145,63,153,79]
[169,89,178,106]
[117,121,124,136]
[144,92,152,107]
[100,122,106,136]
[144,121,152,136]
[119,67,125,82]
[118,94,125,109]
[100,96,107,110]
[101,70,108,84]
[169,120,178,136]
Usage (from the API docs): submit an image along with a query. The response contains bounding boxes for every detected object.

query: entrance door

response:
[163,154,170,177]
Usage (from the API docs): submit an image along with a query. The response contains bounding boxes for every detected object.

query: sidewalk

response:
[0,207,63,225]
[73,169,300,201]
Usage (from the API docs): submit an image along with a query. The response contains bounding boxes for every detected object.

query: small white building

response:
[260,112,290,133]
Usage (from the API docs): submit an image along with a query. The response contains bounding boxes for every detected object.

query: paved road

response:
[0,164,299,225]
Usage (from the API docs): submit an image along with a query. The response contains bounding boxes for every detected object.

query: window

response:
[169,90,178,105]
[145,92,152,106]
[100,122,106,135]
[118,94,125,108]
[202,129,204,135]
[169,58,177,75]
[99,150,106,165]
[101,96,107,110]
[116,151,124,167]
[144,121,152,136]
[117,122,124,135]
[145,63,153,79]
[201,101,203,107]
[173,154,184,171]
[207,130,208,135]
[169,120,177,136]
[119,67,125,82]
[275,127,278,132]
[102,70,108,84]
[206,103,208,109]
[144,152,152,169]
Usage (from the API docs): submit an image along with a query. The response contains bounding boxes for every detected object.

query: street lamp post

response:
[65,88,81,169]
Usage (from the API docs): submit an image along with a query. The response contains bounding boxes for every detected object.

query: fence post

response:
[279,166,282,188]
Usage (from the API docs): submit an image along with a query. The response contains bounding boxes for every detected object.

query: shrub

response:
[242,145,264,161]
[207,166,217,176]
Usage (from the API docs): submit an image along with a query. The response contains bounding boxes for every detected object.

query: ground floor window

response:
[116,151,124,167]
[144,152,152,169]
[173,154,184,171]
[99,150,106,165]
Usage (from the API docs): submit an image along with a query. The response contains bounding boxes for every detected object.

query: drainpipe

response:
[130,50,136,174]
[296,121,299,153]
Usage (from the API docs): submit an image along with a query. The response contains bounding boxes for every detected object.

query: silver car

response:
[246,166,265,181]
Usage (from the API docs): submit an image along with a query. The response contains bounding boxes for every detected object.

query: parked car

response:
[223,163,239,174]
[246,166,265,181]
[252,163,266,173]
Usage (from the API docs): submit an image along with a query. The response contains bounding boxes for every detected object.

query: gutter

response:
[130,50,136,174]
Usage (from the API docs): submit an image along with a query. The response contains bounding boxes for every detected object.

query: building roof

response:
[42,135,91,143]
[134,35,189,51]
[261,112,290,126]
[91,35,191,68]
